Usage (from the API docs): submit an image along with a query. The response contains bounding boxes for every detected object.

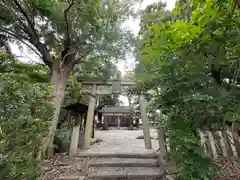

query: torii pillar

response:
[83,84,97,149]
[139,93,152,149]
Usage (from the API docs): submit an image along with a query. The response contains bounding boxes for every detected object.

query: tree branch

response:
[0,27,29,41]
[74,44,95,64]
[64,0,75,44]
[0,1,27,28]
[13,0,38,38]
[60,48,76,68]
[59,0,76,68]
[12,0,53,67]
[28,38,53,67]
[0,27,43,58]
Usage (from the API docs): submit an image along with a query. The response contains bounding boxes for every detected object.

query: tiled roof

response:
[101,106,135,114]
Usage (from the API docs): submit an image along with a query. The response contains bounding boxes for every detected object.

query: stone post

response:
[117,115,120,129]
[157,127,167,163]
[139,94,152,149]
[70,114,81,156]
[157,111,167,162]
[70,126,80,156]
[83,84,97,149]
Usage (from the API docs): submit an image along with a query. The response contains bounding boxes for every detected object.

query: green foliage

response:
[165,116,219,179]
[54,128,72,153]
[139,1,172,35]
[0,52,49,83]
[137,0,240,179]
[76,56,117,79]
[0,73,53,179]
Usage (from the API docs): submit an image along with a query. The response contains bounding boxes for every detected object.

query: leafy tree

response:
[137,0,240,179]
[139,2,172,35]
[0,0,139,155]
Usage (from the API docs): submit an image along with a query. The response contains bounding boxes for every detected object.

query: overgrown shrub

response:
[54,128,72,153]
[0,73,53,179]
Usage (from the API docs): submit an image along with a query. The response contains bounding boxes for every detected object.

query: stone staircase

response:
[80,152,164,180]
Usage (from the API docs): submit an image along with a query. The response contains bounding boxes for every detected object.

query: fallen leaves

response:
[41,153,85,180]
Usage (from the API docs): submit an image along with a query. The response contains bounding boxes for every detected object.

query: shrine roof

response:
[101,106,137,114]
[64,102,100,114]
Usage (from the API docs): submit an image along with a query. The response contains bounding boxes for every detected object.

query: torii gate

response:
[78,71,152,150]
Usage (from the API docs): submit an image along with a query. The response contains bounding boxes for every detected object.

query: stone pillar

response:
[157,111,167,162]
[139,94,152,149]
[117,115,120,129]
[83,84,97,149]
[157,127,167,162]
[92,115,95,138]
[102,115,105,124]
[70,125,80,156]
[70,113,81,156]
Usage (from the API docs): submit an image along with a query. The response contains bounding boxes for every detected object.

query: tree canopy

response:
[136,0,240,179]
[0,0,138,66]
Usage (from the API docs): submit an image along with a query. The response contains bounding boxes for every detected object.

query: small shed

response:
[60,102,101,138]
[101,106,138,128]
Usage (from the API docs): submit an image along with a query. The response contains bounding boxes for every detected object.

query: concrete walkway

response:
[80,129,159,154]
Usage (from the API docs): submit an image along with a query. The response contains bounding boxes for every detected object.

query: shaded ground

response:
[80,129,159,153]
[41,153,85,180]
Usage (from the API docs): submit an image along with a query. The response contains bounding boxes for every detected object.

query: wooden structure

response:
[61,102,101,156]
[62,102,100,134]
[163,129,240,158]
[198,129,240,158]
[77,71,152,150]
[101,106,138,128]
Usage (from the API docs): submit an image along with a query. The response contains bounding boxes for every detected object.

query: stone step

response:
[59,175,85,180]
[77,152,159,159]
[88,167,164,179]
[88,158,159,168]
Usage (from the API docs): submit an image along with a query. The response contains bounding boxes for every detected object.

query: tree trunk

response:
[45,62,71,157]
